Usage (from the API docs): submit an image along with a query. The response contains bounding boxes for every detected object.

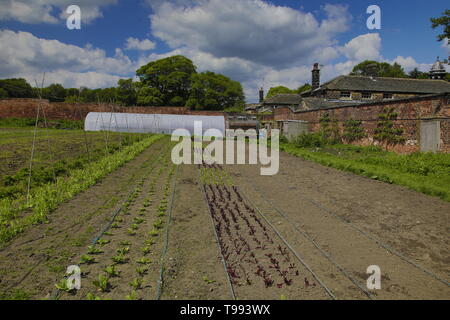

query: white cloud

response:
[0,0,118,24]
[150,0,351,68]
[339,33,381,61]
[385,56,432,73]
[125,38,156,51]
[0,29,133,88]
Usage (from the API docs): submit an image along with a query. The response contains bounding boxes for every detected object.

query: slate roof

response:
[263,94,302,105]
[307,76,450,94]
[299,98,361,111]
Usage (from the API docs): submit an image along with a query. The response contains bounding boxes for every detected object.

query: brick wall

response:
[274,94,450,153]
[0,99,226,121]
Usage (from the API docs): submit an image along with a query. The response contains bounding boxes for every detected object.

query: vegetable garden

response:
[199,163,329,300]
[0,124,448,300]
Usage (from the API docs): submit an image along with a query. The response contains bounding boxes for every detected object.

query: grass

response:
[281,142,450,202]
[0,134,164,245]
[0,128,148,199]
[0,117,83,129]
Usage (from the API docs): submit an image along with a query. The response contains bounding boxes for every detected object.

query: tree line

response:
[0,55,245,111]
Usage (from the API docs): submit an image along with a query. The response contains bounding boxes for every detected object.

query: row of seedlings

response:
[123,158,177,300]
[201,163,318,299]
[55,145,171,299]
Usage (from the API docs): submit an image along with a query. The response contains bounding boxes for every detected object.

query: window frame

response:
[383,93,394,100]
[340,91,351,99]
[361,92,372,100]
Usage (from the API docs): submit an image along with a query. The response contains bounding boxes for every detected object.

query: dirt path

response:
[225,150,450,300]
[160,164,231,300]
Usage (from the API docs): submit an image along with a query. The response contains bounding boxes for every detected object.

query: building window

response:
[340,91,351,99]
[383,93,393,100]
[361,92,372,100]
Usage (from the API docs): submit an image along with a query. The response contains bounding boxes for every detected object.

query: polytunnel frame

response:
[84,112,227,137]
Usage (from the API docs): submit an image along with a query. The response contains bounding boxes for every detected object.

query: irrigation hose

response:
[299,193,450,287]
[156,165,179,300]
[198,167,237,300]
[50,142,166,300]
[247,182,375,300]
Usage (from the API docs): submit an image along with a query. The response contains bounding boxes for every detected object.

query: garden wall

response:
[274,94,450,153]
[0,99,226,121]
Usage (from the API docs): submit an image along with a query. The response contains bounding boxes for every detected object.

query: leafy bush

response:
[295,133,326,148]
[374,108,405,148]
[343,119,367,143]
[319,113,341,144]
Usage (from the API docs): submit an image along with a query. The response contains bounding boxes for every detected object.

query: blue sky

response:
[0,0,449,102]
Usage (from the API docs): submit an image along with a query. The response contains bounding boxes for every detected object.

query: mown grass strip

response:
[0,134,164,245]
[281,143,450,202]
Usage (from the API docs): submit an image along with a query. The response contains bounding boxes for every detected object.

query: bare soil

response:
[225,150,450,300]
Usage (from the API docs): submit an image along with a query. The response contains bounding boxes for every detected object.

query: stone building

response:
[257,61,450,153]
[301,75,450,101]
[256,59,450,113]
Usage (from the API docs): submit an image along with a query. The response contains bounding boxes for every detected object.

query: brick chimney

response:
[259,87,264,103]
[311,63,320,91]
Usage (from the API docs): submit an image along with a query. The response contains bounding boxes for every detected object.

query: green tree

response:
[137,87,164,106]
[0,88,8,98]
[350,61,407,78]
[297,83,312,94]
[136,55,197,106]
[431,10,450,44]
[319,113,341,144]
[0,78,35,98]
[266,86,296,99]
[79,87,95,103]
[408,68,429,79]
[343,119,367,143]
[374,107,405,149]
[42,83,66,101]
[116,79,137,106]
[64,95,79,103]
[186,71,245,110]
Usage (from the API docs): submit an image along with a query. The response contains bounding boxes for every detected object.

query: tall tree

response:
[350,61,407,78]
[186,71,245,111]
[42,83,66,102]
[297,83,312,94]
[0,78,35,98]
[136,55,197,106]
[266,86,296,99]
[117,79,137,106]
[408,68,429,79]
[431,10,450,44]
[0,88,8,98]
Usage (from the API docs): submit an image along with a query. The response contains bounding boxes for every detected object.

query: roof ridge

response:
[343,75,449,83]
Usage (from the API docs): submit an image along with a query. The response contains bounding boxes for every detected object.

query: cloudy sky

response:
[0,0,449,102]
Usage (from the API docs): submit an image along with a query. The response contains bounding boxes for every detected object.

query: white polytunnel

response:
[84,112,226,137]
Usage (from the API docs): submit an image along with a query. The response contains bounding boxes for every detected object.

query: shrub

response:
[374,107,405,149]
[295,133,326,148]
[343,119,367,143]
[319,113,341,144]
